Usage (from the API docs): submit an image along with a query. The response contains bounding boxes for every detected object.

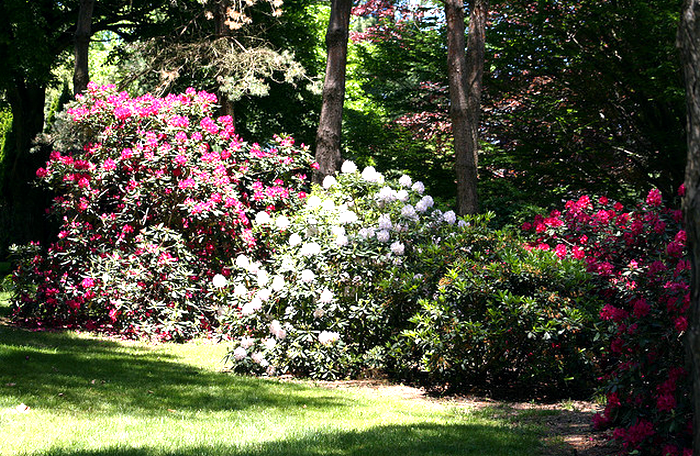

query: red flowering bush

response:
[11,83,313,340]
[523,188,691,455]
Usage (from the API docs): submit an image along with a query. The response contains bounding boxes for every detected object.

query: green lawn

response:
[0,296,544,456]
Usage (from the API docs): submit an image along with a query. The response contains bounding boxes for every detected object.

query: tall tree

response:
[314,0,353,182]
[679,0,700,454]
[73,0,95,95]
[446,0,487,214]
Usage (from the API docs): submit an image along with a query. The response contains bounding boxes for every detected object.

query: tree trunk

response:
[214,0,236,123]
[3,79,53,249]
[313,0,353,183]
[679,1,700,455]
[73,0,95,95]
[446,0,487,215]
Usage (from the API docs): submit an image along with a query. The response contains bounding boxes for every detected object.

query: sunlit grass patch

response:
[0,322,543,456]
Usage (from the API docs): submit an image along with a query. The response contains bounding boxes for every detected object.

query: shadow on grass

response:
[0,324,346,416]
[28,422,538,456]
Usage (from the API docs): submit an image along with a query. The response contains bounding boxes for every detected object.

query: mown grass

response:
[0,294,545,456]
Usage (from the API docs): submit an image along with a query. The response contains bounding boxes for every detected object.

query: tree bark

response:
[446,0,487,215]
[73,0,95,95]
[214,0,236,123]
[313,0,353,183]
[3,79,53,247]
[679,1,700,455]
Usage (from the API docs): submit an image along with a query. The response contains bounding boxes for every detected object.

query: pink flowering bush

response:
[522,188,691,454]
[11,83,313,340]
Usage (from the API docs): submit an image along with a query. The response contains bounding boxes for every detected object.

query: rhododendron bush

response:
[216,163,467,379]
[11,83,313,340]
[523,189,691,455]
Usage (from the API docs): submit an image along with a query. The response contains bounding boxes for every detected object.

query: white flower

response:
[306,194,322,209]
[412,181,425,194]
[241,336,255,348]
[376,229,391,243]
[246,261,260,275]
[235,254,250,269]
[318,331,340,345]
[321,198,335,212]
[241,302,255,315]
[275,215,291,231]
[376,186,396,203]
[341,160,357,174]
[280,257,295,271]
[338,210,358,225]
[250,297,263,312]
[255,211,271,225]
[443,210,457,225]
[361,166,384,183]
[331,226,346,237]
[319,288,334,303]
[212,274,228,288]
[271,275,285,292]
[256,269,269,287]
[415,195,434,213]
[270,320,287,339]
[313,307,325,318]
[262,338,276,350]
[396,189,409,202]
[378,214,392,230]
[398,175,412,188]
[300,269,316,282]
[458,219,468,228]
[251,352,268,367]
[401,205,419,221]
[233,347,247,360]
[358,227,375,239]
[335,234,349,246]
[300,242,322,256]
[322,175,337,189]
[390,241,405,256]
[256,288,272,301]
[288,233,302,247]
[233,283,248,297]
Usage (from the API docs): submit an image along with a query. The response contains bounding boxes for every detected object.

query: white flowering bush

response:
[217,162,472,379]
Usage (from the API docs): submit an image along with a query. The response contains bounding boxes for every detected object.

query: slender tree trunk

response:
[73,0,95,95]
[214,0,236,123]
[680,2,700,455]
[314,0,353,183]
[446,0,487,215]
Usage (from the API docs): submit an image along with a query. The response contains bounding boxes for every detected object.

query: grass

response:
[0,295,545,456]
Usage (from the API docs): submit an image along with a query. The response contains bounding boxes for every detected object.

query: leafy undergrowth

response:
[0,318,544,456]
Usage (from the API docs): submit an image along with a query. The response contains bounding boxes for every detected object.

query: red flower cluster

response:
[524,188,691,454]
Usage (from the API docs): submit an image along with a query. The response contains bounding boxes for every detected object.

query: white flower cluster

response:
[222,161,469,375]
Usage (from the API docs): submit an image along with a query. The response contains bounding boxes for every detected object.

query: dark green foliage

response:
[396,229,602,397]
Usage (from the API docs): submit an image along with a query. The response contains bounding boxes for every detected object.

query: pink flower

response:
[646,188,662,207]
[675,316,688,332]
[656,393,677,412]
[310,162,320,170]
[81,277,95,288]
[554,244,567,259]
[678,183,686,196]
[36,167,48,178]
[102,158,116,171]
[632,298,650,318]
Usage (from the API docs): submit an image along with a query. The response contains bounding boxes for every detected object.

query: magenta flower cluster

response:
[523,187,691,455]
[12,83,313,340]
